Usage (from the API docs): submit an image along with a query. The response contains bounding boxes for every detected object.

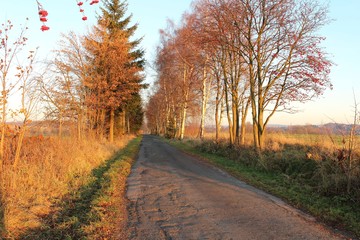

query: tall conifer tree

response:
[85,0,145,141]
[100,0,145,136]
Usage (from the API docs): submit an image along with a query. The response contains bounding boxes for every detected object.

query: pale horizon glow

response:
[1,0,359,126]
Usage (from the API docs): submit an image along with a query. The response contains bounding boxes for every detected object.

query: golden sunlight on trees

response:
[84,0,145,142]
[147,0,332,150]
[43,32,87,139]
[0,0,144,237]
[0,20,37,168]
[39,0,145,142]
[84,23,141,142]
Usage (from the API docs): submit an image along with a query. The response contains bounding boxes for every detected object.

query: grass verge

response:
[166,138,360,239]
[18,136,142,240]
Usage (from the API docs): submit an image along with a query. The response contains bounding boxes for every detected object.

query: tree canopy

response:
[147,0,332,150]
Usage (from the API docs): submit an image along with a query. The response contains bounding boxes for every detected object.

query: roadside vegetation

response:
[0,134,138,239]
[1,0,144,238]
[166,130,360,238]
[145,0,359,237]
[15,136,141,240]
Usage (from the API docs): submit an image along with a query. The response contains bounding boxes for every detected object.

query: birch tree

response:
[192,0,251,145]
[0,20,32,166]
[234,0,332,149]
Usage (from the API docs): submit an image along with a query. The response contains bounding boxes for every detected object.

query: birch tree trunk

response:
[240,97,250,145]
[180,65,189,140]
[199,64,209,139]
[224,80,234,144]
[215,97,221,142]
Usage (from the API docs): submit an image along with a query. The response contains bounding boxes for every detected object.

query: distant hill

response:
[268,123,359,135]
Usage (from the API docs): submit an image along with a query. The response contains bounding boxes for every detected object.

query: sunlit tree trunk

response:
[109,108,115,143]
[232,100,240,146]
[0,20,30,168]
[0,91,6,166]
[199,63,209,139]
[224,80,234,145]
[240,97,250,145]
[214,70,224,142]
[215,95,222,142]
[179,65,188,140]
[127,113,130,134]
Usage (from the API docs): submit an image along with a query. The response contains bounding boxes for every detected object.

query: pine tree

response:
[126,92,144,133]
[84,0,145,141]
[100,0,145,70]
[100,0,145,137]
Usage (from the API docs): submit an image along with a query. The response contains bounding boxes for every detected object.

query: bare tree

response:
[156,21,201,140]
[192,0,251,145]
[0,20,31,167]
[236,0,332,150]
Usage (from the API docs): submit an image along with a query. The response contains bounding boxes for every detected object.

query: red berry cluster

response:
[36,0,100,31]
[90,0,99,5]
[76,1,87,21]
[37,1,49,31]
[76,0,100,22]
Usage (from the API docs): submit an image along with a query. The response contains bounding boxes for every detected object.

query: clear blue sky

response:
[1,0,359,125]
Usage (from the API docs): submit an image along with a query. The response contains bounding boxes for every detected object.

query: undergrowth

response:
[0,134,137,239]
[17,136,141,240]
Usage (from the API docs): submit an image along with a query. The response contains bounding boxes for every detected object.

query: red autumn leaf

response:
[77,1,83,6]
[82,16,88,21]
[40,17,47,22]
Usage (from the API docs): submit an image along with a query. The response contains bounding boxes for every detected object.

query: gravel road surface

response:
[126,135,346,240]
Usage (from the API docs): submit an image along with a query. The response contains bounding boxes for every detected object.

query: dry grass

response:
[0,133,134,238]
[201,130,358,152]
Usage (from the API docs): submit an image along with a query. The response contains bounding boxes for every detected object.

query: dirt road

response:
[126,135,346,240]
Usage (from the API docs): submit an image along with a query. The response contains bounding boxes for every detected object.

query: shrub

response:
[193,136,360,203]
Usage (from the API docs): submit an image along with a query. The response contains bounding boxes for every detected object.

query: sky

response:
[1,0,359,126]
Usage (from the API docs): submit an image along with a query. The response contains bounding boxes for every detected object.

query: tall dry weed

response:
[0,133,133,238]
[201,129,360,200]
